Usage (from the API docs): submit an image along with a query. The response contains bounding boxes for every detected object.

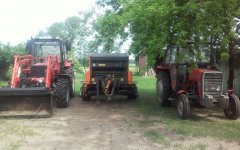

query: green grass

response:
[145,130,170,146]
[0,81,8,87]
[74,73,84,96]
[133,75,240,141]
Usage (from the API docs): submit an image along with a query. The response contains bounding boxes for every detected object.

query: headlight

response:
[205,86,210,91]
[205,85,221,92]
[38,79,43,83]
[216,85,221,92]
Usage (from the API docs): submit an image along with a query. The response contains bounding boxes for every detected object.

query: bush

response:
[0,43,25,80]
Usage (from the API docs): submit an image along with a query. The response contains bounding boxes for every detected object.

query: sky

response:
[0,0,95,45]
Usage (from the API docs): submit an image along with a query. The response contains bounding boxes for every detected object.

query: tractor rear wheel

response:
[55,78,70,108]
[224,94,240,120]
[64,67,75,97]
[156,72,172,106]
[177,94,190,120]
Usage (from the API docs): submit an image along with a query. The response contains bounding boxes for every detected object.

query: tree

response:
[197,0,240,89]
[36,8,99,72]
[95,0,240,89]
[0,43,25,80]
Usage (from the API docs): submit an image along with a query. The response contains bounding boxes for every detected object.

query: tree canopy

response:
[94,0,240,64]
[1,0,240,86]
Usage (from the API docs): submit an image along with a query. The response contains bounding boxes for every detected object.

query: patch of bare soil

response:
[0,98,239,150]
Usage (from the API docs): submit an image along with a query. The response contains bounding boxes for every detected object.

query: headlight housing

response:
[216,85,221,92]
[205,85,221,92]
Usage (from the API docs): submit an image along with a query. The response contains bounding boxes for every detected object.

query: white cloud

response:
[0,0,95,45]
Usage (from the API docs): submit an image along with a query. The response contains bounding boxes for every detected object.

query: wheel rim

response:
[177,99,183,117]
[156,80,163,103]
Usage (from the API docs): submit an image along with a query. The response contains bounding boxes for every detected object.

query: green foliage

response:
[220,52,230,61]
[95,0,240,66]
[47,16,81,44]
[37,9,98,67]
[0,43,26,80]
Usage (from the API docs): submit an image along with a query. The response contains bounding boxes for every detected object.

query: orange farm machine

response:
[80,53,138,102]
[0,38,74,117]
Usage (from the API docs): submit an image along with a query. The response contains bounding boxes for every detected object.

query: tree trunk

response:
[228,40,235,89]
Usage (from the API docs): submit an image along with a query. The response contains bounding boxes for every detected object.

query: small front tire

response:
[177,94,190,120]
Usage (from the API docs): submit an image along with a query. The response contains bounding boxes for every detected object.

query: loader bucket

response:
[0,87,53,118]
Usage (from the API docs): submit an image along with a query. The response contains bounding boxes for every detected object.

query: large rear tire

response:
[224,94,240,120]
[55,78,70,108]
[177,94,190,120]
[156,72,172,106]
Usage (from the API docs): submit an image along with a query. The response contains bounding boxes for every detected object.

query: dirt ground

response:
[0,97,239,150]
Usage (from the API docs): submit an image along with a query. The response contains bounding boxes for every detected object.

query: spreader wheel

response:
[128,83,138,100]
[177,94,190,120]
[224,94,240,120]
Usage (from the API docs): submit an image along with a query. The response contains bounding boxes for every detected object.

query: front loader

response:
[80,53,138,102]
[0,38,74,117]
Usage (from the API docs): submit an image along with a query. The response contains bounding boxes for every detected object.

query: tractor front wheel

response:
[176,94,190,120]
[224,94,240,120]
[156,72,171,106]
[55,78,70,108]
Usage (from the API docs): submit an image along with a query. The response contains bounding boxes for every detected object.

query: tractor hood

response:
[188,68,221,81]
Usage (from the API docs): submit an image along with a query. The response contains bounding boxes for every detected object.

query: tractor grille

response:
[203,72,223,99]
[30,65,46,78]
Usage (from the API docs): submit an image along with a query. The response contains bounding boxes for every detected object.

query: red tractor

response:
[155,44,240,120]
[0,38,74,117]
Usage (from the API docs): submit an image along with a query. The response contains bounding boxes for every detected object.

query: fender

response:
[227,89,234,95]
[177,90,187,95]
